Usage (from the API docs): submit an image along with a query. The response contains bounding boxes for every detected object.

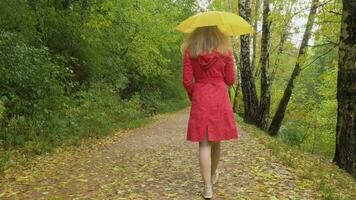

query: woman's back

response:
[183,46,237,142]
[184,48,235,85]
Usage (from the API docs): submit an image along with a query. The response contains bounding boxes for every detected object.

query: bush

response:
[0,31,72,118]
[280,121,307,147]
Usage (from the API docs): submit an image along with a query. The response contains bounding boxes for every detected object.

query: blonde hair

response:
[181,26,231,58]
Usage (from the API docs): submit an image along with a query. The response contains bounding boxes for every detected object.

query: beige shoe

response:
[211,169,219,185]
[202,185,213,199]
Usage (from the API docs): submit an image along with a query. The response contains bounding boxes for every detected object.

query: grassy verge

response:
[235,115,356,200]
[0,92,189,184]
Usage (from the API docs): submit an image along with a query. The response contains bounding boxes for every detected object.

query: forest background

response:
[0,0,351,181]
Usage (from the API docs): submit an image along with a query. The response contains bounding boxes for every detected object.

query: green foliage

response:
[0,31,72,117]
[0,98,4,122]
[284,37,339,158]
[280,121,306,147]
[0,0,38,43]
[0,0,197,172]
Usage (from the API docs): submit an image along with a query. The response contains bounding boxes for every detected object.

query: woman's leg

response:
[211,141,221,175]
[199,129,212,187]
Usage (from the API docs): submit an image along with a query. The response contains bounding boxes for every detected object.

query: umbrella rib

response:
[219,13,225,26]
[229,24,234,36]
[218,13,228,35]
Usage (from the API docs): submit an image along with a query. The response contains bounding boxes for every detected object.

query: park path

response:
[0,107,321,199]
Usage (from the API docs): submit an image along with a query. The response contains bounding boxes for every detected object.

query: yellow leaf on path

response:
[77,178,88,182]
[0,192,6,198]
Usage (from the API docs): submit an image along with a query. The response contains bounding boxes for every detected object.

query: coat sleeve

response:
[224,50,236,86]
[182,49,194,101]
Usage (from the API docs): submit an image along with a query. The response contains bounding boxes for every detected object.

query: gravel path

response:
[0,107,321,199]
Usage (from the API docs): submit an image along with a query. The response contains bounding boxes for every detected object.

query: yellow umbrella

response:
[175,11,254,36]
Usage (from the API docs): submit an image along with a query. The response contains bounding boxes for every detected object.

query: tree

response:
[333,0,356,178]
[270,0,295,83]
[258,0,271,129]
[232,47,242,113]
[268,0,319,135]
[238,0,260,124]
[251,0,260,75]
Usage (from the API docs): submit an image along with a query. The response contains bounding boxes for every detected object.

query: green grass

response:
[235,114,356,200]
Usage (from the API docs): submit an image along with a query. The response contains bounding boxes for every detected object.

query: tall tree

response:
[258,0,271,129]
[268,0,319,135]
[238,0,260,124]
[270,1,294,83]
[333,0,356,178]
[251,0,260,74]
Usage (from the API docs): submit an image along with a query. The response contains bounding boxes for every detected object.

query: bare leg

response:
[211,141,221,175]
[199,129,212,187]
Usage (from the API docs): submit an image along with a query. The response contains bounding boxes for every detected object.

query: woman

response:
[182,25,239,198]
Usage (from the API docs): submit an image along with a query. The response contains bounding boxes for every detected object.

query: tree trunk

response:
[268,0,319,135]
[238,0,260,124]
[270,1,294,84]
[63,0,71,9]
[258,0,271,129]
[252,0,260,75]
[270,30,288,83]
[233,49,242,114]
[333,0,356,178]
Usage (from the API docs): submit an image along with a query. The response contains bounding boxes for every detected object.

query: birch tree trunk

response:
[270,1,294,84]
[233,48,242,113]
[258,0,271,129]
[270,29,288,83]
[333,0,356,178]
[268,0,319,135]
[238,0,260,124]
[252,0,260,74]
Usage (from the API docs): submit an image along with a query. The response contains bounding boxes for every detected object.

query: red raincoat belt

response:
[195,77,225,84]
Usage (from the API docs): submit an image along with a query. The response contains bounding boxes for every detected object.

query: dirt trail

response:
[0,107,321,199]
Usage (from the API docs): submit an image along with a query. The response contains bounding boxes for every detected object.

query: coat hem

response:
[186,136,238,142]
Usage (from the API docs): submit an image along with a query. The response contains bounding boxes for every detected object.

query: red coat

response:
[183,48,238,142]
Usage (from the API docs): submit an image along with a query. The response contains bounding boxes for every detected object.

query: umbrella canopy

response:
[175,11,254,36]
